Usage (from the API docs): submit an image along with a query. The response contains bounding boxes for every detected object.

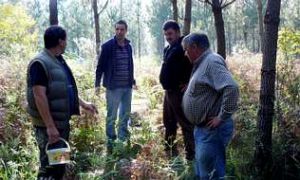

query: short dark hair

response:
[115,20,128,30]
[182,33,210,50]
[44,26,66,49]
[163,20,180,31]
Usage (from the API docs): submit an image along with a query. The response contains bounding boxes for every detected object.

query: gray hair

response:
[182,33,210,50]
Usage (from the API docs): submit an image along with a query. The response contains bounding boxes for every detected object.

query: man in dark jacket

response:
[159,20,195,160]
[95,20,136,152]
[27,26,97,180]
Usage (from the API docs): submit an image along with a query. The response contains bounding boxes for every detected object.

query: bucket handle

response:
[45,137,70,152]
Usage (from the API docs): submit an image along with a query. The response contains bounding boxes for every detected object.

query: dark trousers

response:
[163,90,195,160]
[34,125,70,180]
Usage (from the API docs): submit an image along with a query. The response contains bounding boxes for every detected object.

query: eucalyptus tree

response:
[92,0,109,55]
[170,0,179,22]
[49,0,58,25]
[183,0,192,35]
[198,0,236,59]
[255,0,282,178]
[256,0,264,52]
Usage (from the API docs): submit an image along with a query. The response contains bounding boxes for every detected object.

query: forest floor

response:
[0,53,299,179]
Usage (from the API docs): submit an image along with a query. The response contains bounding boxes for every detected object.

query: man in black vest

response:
[159,20,195,160]
[27,26,97,180]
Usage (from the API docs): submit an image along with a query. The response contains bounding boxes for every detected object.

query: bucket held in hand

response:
[46,138,71,165]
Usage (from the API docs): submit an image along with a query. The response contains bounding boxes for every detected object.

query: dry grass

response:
[1,51,299,179]
[227,53,262,90]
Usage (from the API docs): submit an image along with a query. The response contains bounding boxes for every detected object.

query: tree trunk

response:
[227,22,232,55]
[171,0,179,22]
[257,32,261,53]
[120,0,123,19]
[252,27,256,52]
[49,0,58,25]
[92,0,100,55]
[243,26,248,49]
[233,19,237,48]
[256,0,264,52]
[212,1,226,59]
[183,0,192,36]
[158,31,165,56]
[137,0,141,61]
[254,0,281,178]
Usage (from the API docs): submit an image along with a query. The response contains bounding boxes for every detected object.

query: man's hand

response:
[207,116,222,128]
[81,102,98,114]
[47,126,60,144]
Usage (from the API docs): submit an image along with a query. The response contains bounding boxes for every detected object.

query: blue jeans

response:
[106,88,132,147]
[194,118,234,179]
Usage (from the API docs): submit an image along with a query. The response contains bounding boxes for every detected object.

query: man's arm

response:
[129,44,137,89]
[207,58,239,128]
[207,86,239,128]
[95,45,106,88]
[33,86,60,144]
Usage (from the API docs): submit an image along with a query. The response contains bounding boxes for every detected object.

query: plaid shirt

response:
[182,49,239,125]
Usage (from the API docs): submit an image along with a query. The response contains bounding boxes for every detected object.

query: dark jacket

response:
[95,37,135,89]
[159,37,192,91]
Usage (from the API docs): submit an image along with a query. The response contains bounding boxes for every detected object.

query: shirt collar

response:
[44,48,57,59]
[114,36,130,46]
[191,49,211,74]
[43,48,65,63]
[194,49,211,65]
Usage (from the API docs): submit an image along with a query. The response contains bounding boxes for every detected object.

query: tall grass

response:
[0,52,299,179]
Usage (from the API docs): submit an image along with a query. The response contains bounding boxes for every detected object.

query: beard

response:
[116,35,125,40]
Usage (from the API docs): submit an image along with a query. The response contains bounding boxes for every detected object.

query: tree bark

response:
[256,0,264,52]
[212,0,226,59]
[120,0,123,19]
[92,0,108,55]
[92,0,100,55]
[233,19,237,48]
[257,32,261,53]
[255,0,281,178]
[227,22,232,55]
[49,0,58,25]
[200,0,236,59]
[137,0,141,61]
[171,0,179,22]
[252,27,256,52]
[243,25,248,49]
[183,0,192,36]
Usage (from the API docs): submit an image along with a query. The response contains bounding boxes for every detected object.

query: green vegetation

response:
[0,2,299,179]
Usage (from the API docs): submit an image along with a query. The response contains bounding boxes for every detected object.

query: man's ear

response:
[191,43,198,50]
[58,39,63,45]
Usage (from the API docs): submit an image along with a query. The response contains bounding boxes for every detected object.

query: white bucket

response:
[46,138,71,165]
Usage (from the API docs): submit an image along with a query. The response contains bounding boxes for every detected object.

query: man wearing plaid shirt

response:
[182,33,239,179]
